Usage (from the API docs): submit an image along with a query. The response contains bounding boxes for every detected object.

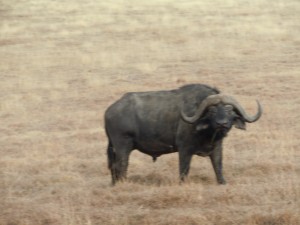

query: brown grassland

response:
[1,0,299,224]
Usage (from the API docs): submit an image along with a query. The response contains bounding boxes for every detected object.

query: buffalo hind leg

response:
[109,137,133,185]
[107,140,117,185]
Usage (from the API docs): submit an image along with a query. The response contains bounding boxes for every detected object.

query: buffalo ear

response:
[196,122,209,131]
[234,117,246,130]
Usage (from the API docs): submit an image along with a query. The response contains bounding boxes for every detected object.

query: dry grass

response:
[1,0,299,224]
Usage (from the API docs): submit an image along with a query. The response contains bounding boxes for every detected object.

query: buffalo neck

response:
[197,127,227,144]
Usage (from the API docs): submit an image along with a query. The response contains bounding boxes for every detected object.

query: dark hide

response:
[104,84,258,185]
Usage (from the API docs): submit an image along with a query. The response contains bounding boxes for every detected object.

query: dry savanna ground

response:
[1,0,299,224]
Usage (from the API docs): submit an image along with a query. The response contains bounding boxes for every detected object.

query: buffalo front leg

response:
[210,144,226,184]
[179,150,193,182]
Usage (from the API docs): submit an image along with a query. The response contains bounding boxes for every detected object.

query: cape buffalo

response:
[104,84,262,185]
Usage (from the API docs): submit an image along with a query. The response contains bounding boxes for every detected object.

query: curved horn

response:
[181,94,224,124]
[181,94,263,124]
[224,97,262,123]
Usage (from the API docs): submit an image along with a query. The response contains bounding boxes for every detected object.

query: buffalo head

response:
[181,94,262,134]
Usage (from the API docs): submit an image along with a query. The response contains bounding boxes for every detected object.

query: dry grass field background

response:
[1,0,299,224]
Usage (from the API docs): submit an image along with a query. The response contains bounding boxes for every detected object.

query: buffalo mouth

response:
[210,127,228,143]
[216,123,230,130]
[215,126,230,134]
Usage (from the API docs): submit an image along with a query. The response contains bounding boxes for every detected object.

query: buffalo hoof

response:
[218,179,227,185]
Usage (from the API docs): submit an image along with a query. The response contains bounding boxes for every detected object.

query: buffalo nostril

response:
[216,120,229,127]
